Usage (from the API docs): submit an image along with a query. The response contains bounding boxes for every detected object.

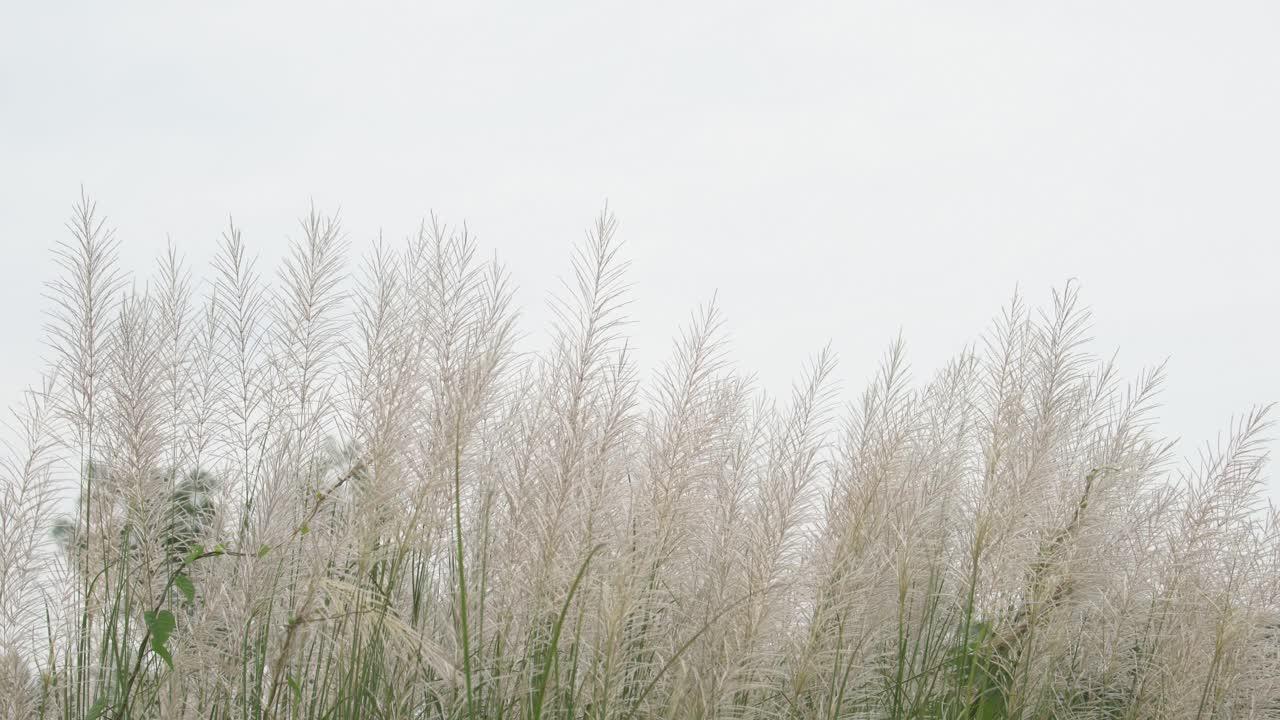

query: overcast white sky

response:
[1,2,1277,497]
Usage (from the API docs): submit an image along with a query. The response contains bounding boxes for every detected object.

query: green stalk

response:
[453,424,476,720]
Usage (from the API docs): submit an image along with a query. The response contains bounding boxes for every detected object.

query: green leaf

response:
[256,544,272,558]
[145,609,177,669]
[174,573,196,604]
[299,522,310,536]
[288,674,303,703]
[153,640,174,669]
[212,543,227,555]
[86,696,108,720]
[145,609,176,645]
[184,544,205,565]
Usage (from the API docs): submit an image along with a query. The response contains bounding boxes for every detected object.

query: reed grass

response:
[1,194,1277,719]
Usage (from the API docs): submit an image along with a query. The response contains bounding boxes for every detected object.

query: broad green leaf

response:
[174,573,196,604]
[257,544,272,558]
[145,609,177,669]
[184,544,205,565]
[152,641,174,669]
[86,696,108,720]
[145,609,176,645]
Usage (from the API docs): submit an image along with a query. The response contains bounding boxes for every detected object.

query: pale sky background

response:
[1,2,1277,498]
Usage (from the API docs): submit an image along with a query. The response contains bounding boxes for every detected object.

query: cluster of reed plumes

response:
[1,195,1277,720]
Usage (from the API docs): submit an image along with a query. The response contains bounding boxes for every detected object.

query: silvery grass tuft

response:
[1,193,1277,720]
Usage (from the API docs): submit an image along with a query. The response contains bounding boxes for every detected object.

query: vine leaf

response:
[174,573,196,604]
[145,609,177,668]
